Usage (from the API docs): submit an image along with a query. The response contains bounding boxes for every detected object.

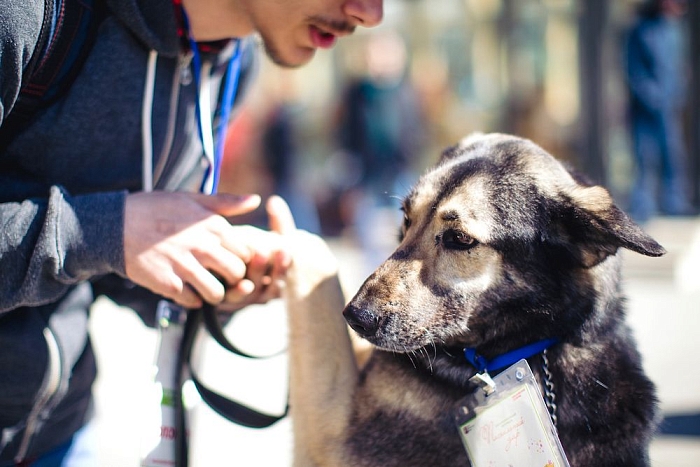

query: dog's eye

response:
[403,214,411,231]
[441,229,477,250]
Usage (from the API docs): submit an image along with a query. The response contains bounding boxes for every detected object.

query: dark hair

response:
[639,0,686,18]
[638,0,663,17]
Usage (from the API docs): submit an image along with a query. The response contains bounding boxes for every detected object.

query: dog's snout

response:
[343,304,380,338]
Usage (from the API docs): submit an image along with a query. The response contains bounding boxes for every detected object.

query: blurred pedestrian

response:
[625,0,694,222]
[336,30,425,272]
[263,98,322,234]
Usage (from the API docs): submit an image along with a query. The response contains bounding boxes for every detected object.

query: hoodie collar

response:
[105,0,181,57]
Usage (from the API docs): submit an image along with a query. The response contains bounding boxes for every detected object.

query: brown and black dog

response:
[283,132,664,466]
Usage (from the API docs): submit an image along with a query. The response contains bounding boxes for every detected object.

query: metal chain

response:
[541,349,558,426]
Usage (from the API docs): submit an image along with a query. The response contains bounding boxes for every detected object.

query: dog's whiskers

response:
[417,331,438,373]
[417,347,430,372]
[404,346,418,368]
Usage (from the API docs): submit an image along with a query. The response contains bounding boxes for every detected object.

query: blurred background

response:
[219,0,700,238]
[91,0,700,465]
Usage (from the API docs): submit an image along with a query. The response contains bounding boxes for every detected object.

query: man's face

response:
[242,0,384,68]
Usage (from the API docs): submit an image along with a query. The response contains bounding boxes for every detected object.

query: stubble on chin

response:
[261,40,313,69]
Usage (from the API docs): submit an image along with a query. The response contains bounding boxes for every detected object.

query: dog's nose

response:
[343,304,380,338]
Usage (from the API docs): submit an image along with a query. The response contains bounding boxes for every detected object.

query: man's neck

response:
[181,0,253,41]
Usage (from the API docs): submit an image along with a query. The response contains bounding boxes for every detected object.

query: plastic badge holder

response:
[455,359,570,467]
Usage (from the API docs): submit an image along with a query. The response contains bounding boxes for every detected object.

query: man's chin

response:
[263,43,316,68]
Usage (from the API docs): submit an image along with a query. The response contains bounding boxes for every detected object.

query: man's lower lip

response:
[310,26,337,49]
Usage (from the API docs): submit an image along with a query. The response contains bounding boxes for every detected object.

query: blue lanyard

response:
[181,7,242,195]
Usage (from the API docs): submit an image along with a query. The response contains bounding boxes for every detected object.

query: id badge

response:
[455,359,570,467]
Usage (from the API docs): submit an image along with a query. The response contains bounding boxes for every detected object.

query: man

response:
[0,0,383,464]
[625,0,693,222]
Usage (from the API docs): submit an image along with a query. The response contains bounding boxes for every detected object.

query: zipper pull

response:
[179,54,193,86]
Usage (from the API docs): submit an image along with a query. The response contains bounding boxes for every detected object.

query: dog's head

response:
[343,132,665,354]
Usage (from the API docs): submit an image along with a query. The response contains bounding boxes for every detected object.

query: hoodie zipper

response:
[14,327,63,462]
[151,53,192,189]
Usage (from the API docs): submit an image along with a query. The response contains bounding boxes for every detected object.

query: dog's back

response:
[285,133,664,467]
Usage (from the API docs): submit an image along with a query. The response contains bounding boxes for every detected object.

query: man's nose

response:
[343,0,384,28]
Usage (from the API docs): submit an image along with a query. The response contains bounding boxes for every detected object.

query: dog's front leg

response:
[285,231,359,466]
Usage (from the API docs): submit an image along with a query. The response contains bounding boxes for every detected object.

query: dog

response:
[283,132,664,467]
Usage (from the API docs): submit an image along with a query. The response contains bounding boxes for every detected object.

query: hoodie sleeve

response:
[0,186,127,313]
[0,0,135,312]
[0,0,46,125]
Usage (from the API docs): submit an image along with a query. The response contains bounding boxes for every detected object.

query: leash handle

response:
[175,304,289,466]
[200,303,283,359]
[180,305,289,423]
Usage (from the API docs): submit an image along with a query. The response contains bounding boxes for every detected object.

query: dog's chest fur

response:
[344,352,471,467]
[342,326,658,467]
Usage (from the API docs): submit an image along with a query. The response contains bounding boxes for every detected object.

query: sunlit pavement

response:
[90,216,700,466]
[621,216,700,466]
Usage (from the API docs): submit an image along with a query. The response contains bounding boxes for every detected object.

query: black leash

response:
[175,303,289,467]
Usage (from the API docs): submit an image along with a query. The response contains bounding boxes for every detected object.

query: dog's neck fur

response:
[402,343,545,391]
[403,256,625,390]
[394,345,479,391]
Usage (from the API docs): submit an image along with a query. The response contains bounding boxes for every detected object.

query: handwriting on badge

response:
[478,413,524,449]
[459,385,564,467]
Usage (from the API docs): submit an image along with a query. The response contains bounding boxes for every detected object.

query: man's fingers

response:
[154,273,203,309]
[245,253,271,287]
[174,256,227,304]
[175,285,204,309]
[196,248,248,288]
[223,279,256,304]
[267,249,290,286]
[267,195,296,235]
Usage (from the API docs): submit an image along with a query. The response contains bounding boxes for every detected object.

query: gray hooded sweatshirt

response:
[0,0,257,462]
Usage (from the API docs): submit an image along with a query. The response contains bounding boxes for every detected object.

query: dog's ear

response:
[563,185,666,267]
[438,132,486,163]
[438,142,467,163]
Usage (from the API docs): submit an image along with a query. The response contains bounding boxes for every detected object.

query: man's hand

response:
[214,195,295,312]
[124,191,289,309]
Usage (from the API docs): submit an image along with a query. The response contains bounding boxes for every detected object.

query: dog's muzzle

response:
[343,304,380,338]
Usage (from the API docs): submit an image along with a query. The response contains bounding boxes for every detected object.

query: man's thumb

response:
[267,195,296,235]
[195,193,262,217]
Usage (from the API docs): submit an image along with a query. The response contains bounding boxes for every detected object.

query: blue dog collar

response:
[463,338,559,374]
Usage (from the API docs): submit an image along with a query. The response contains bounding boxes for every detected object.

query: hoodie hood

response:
[105,0,180,57]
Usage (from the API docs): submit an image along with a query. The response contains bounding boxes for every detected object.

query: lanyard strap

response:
[180,6,242,195]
